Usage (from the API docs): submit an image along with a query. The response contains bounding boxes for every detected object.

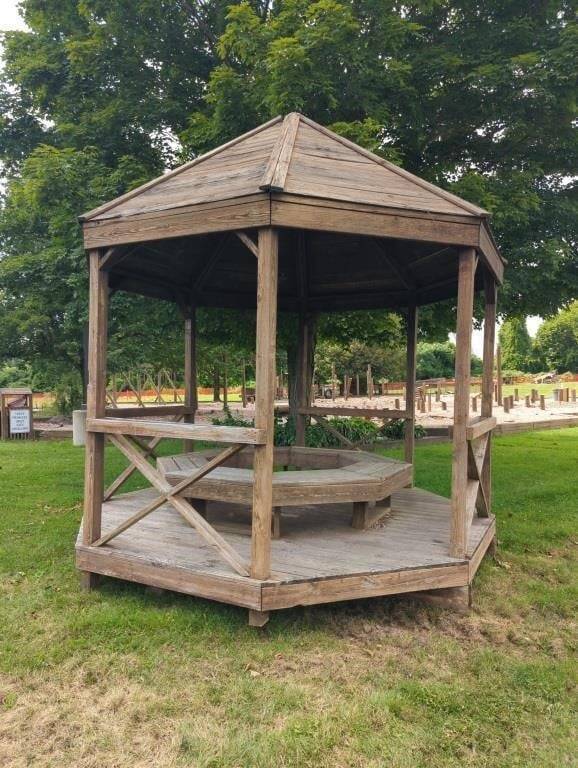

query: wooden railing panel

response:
[466,416,496,442]
[298,406,409,420]
[87,417,266,445]
[105,405,194,418]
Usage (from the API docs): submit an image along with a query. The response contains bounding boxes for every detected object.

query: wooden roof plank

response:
[296,115,488,217]
[80,115,283,222]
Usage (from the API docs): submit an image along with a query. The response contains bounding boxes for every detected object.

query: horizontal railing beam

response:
[466,416,496,442]
[105,405,195,418]
[86,417,266,445]
[298,406,409,419]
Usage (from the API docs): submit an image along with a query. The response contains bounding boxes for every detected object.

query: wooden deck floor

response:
[76,487,495,612]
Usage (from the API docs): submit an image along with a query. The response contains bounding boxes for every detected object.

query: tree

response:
[184,0,578,317]
[417,341,482,380]
[534,303,578,372]
[499,318,532,371]
[1,0,576,401]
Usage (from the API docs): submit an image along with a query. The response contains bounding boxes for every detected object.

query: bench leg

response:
[272,506,282,539]
[351,501,369,529]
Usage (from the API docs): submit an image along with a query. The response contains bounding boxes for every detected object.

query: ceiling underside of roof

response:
[107,229,488,312]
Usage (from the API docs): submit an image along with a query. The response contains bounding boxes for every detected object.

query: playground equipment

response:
[76,113,504,625]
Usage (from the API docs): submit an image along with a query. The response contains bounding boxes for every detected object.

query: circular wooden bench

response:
[157,446,413,536]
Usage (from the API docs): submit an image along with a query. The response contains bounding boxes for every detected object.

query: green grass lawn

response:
[0,430,576,767]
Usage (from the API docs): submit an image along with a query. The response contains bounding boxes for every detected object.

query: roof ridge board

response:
[80,115,284,222]
[259,112,301,192]
[297,114,488,218]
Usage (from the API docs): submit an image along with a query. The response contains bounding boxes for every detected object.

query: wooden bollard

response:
[471,396,477,412]
[525,395,530,407]
[395,398,400,410]
[572,389,576,402]
[514,388,519,401]
[503,398,510,413]
[509,395,515,409]
[540,394,545,410]
[441,400,447,411]
[565,387,570,402]
[427,392,432,412]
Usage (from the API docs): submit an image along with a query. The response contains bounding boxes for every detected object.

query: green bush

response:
[381,419,427,441]
[212,411,425,448]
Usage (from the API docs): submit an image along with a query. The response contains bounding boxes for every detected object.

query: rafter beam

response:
[192,233,230,293]
[236,231,259,257]
[371,239,417,291]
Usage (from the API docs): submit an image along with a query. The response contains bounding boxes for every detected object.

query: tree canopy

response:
[534,302,578,373]
[1,0,576,394]
[499,318,533,371]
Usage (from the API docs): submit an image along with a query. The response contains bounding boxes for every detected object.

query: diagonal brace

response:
[102,436,249,576]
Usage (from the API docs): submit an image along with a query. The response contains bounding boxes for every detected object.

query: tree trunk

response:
[213,367,221,401]
[287,315,316,426]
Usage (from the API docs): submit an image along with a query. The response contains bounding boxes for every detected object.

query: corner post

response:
[82,249,109,586]
[404,304,418,472]
[184,306,198,452]
[251,228,279,580]
[481,272,497,514]
[450,248,477,558]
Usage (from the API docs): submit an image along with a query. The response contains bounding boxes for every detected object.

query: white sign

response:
[10,408,30,434]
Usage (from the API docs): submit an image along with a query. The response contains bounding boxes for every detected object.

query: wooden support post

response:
[295,313,311,447]
[450,249,477,559]
[441,400,447,411]
[481,274,496,518]
[540,394,545,410]
[248,609,270,628]
[356,373,360,396]
[367,364,373,399]
[404,305,418,472]
[514,388,519,401]
[82,250,109,589]
[184,308,198,453]
[496,345,503,406]
[503,398,509,413]
[525,395,530,407]
[251,228,279,581]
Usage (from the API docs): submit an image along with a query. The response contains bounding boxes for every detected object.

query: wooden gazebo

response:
[77,113,503,626]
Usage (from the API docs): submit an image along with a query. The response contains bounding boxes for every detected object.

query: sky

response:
[0,1,543,355]
[0,1,26,33]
